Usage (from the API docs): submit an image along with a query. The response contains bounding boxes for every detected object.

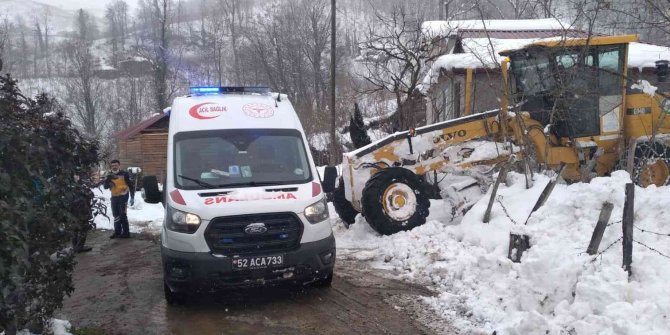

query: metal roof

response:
[457,29,595,40]
[114,113,168,140]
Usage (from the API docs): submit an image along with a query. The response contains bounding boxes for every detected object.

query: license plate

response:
[232,255,284,270]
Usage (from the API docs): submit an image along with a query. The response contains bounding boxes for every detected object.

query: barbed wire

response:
[633,240,670,259]
[607,219,621,227]
[634,226,670,237]
[590,237,622,263]
[496,195,519,225]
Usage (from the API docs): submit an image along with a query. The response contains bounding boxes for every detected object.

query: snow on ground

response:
[333,171,670,334]
[89,169,670,334]
[0,319,73,335]
[93,188,164,234]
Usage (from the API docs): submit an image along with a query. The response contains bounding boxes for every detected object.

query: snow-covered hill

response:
[0,0,74,32]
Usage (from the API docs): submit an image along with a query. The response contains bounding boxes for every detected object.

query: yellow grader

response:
[329,34,670,235]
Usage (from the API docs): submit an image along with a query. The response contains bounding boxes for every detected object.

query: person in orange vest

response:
[104,159,135,238]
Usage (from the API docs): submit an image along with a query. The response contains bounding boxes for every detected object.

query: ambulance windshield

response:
[174,129,312,190]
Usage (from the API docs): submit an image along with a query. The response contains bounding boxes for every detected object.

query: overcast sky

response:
[33,0,140,14]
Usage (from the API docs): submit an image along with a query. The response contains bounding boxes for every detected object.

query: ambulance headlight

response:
[166,206,201,233]
[304,198,329,224]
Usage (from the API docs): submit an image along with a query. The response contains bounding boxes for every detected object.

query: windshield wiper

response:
[216,181,286,188]
[177,175,218,189]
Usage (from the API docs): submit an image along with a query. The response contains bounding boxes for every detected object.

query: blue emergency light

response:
[190,86,270,95]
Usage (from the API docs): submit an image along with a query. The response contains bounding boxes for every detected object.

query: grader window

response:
[598,46,625,95]
[511,51,556,96]
[510,44,626,138]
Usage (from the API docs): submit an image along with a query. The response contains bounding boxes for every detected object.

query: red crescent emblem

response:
[189,103,221,120]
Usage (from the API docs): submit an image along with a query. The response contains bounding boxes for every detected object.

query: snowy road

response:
[56,229,452,335]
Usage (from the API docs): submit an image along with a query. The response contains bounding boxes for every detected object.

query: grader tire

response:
[633,142,670,187]
[333,177,359,227]
[361,168,430,235]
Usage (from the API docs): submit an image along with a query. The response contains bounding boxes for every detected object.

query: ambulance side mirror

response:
[322,166,338,193]
[142,175,162,204]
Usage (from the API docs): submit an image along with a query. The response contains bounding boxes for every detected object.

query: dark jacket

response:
[104,170,135,198]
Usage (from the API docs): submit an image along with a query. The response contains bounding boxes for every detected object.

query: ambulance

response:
[143,86,337,304]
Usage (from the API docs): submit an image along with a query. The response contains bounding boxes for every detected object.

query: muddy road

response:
[57,230,453,335]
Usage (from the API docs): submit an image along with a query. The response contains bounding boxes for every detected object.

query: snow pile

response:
[334,171,670,334]
[49,319,72,335]
[309,132,331,151]
[631,80,658,96]
[0,319,73,335]
[93,188,165,234]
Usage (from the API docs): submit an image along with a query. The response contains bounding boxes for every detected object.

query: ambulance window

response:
[174,129,312,189]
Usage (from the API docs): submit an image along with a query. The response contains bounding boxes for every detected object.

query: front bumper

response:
[162,234,336,292]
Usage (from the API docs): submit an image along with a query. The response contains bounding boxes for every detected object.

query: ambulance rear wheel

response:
[333,177,358,227]
[361,168,430,235]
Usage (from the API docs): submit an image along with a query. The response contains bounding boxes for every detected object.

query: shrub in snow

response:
[349,103,372,149]
[0,67,100,334]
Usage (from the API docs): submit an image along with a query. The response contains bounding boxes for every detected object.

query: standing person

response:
[104,160,135,238]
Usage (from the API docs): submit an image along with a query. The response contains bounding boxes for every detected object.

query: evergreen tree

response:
[0,62,100,334]
[349,103,371,149]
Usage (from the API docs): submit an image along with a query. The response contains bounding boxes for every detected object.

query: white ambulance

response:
[143,86,337,304]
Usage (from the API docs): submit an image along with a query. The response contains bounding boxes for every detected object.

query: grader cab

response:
[332,34,670,235]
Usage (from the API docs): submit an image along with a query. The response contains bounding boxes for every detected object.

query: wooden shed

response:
[115,113,170,181]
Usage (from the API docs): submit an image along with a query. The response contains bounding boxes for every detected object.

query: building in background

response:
[420,19,670,126]
[115,112,169,181]
[421,19,590,124]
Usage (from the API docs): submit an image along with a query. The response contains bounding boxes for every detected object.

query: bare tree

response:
[358,6,440,130]
[64,9,105,137]
[106,1,130,67]
[136,0,176,110]
[40,7,51,77]
[0,18,9,70]
[198,0,228,85]
[299,0,331,115]
[219,0,247,84]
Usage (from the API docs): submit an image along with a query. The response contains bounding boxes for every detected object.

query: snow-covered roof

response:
[420,38,540,91]
[422,18,570,38]
[421,37,670,92]
[628,42,670,71]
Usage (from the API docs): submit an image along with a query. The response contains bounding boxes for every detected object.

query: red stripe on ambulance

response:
[204,192,297,205]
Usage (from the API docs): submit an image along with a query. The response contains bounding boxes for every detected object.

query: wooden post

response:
[483,164,509,223]
[523,157,534,189]
[508,233,530,263]
[329,0,337,164]
[587,202,614,255]
[529,163,566,214]
[464,68,473,116]
[622,183,634,277]
[508,164,566,262]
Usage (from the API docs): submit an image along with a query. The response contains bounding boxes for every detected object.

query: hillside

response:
[0,0,74,32]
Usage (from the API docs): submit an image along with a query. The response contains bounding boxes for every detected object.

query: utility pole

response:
[438,0,444,19]
[330,0,337,164]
